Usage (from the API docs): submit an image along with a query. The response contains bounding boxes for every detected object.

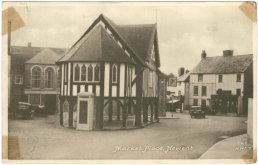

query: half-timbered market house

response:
[57,14,162,129]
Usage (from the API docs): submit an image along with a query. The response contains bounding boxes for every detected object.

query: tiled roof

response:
[58,14,159,67]
[191,54,253,74]
[10,46,66,74]
[60,25,134,63]
[177,72,190,82]
[115,24,157,62]
[25,48,64,64]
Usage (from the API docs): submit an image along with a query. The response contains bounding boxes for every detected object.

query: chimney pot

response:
[201,50,207,59]
[28,42,31,47]
[223,50,233,57]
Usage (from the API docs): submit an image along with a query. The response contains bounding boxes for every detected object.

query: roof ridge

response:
[205,54,253,58]
[115,24,156,27]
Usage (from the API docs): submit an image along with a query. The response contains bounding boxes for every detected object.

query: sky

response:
[4,2,254,75]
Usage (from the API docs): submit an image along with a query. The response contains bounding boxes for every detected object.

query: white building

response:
[189,50,253,115]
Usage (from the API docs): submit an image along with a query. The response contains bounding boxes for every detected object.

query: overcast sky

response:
[5,2,254,75]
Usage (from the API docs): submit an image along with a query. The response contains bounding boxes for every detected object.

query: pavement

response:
[200,134,255,161]
[8,113,247,160]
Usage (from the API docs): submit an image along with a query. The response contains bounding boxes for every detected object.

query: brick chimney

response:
[27,42,32,47]
[178,67,185,77]
[201,50,206,59]
[223,50,233,57]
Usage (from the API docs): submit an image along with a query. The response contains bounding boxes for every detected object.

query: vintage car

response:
[15,102,34,119]
[189,106,206,119]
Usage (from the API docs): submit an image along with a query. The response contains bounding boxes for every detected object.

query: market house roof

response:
[58,14,160,67]
[61,25,134,64]
[26,48,64,64]
[191,54,253,74]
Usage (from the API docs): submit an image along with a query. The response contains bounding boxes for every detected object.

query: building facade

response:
[57,14,162,129]
[24,48,64,114]
[189,50,253,115]
[9,44,65,114]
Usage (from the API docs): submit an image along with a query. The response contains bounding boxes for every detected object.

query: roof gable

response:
[26,48,63,64]
[60,25,134,63]
[58,14,160,67]
[191,54,253,74]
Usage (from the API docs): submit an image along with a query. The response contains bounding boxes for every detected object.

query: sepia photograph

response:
[2,1,256,163]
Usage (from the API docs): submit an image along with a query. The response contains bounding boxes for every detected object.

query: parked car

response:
[15,102,34,119]
[189,106,206,119]
[33,105,48,116]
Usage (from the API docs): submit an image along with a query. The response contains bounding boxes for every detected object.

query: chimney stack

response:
[201,50,206,59]
[223,50,233,57]
[178,67,185,77]
[28,42,31,47]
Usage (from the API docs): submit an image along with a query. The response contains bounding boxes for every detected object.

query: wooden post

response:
[150,103,154,122]
[154,99,159,122]
[122,101,127,128]
[109,101,113,122]
[135,66,143,127]
[60,98,63,125]
[143,103,148,124]
[69,101,73,127]
[117,103,120,121]
[95,62,104,129]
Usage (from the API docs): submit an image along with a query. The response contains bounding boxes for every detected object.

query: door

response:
[45,95,57,114]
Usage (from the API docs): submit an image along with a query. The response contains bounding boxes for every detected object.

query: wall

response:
[247,98,253,143]
[189,73,244,106]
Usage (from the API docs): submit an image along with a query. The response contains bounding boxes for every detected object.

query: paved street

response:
[8,113,247,160]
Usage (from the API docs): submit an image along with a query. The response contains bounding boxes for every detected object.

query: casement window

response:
[74,63,100,82]
[81,65,86,81]
[30,94,40,105]
[112,65,117,83]
[14,75,23,85]
[201,99,206,107]
[193,99,198,106]
[202,86,207,96]
[218,75,223,83]
[75,64,80,81]
[45,68,54,88]
[94,65,100,82]
[88,64,93,81]
[31,66,41,88]
[236,74,241,82]
[198,74,203,82]
[194,86,198,96]
[236,89,241,96]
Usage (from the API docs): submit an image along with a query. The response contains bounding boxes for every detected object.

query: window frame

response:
[194,86,198,96]
[218,75,223,83]
[45,67,54,89]
[236,74,241,82]
[198,74,203,82]
[193,99,198,106]
[31,66,41,89]
[73,63,100,83]
[202,86,207,96]
[14,75,23,85]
